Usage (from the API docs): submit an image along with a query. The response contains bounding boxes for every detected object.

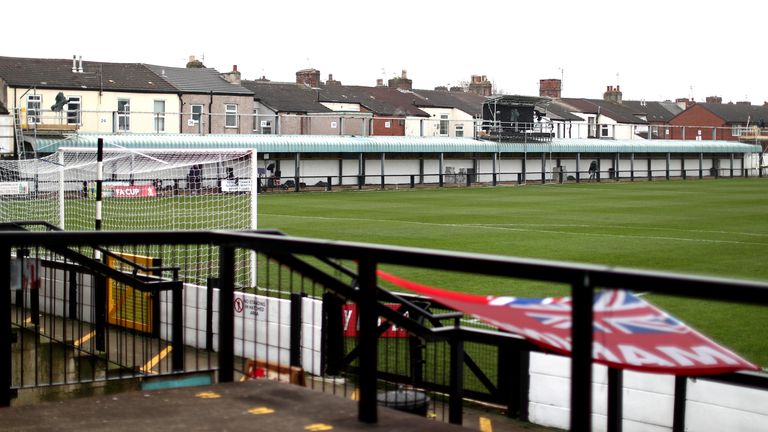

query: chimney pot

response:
[402,69,407,79]
[233,65,238,72]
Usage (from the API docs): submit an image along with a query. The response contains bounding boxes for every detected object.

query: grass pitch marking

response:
[262,214,768,246]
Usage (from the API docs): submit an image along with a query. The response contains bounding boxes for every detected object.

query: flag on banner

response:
[377,270,759,375]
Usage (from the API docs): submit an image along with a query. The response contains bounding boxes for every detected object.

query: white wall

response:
[158,285,323,375]
[6,88,180,134]
[321,102,362,112]
[528,352,768,432]
[0,114,12,154]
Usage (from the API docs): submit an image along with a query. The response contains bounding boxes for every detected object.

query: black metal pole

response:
[289,293,304,368]
[94,137,107,351]
[96,137,104,231]
[0,244,12,407]
[570,274,593,431]
[68,269,78,320]
[172,283,184,371]
[607,368,623,432]
[321,292,343,376]
[498,341,529,421]
[218,246,235,383]
[448,317,464,425]
[672,376,687,432]
[206,278,217,352]
[357,259,378,423]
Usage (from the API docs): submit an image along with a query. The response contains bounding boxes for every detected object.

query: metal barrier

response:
[0,228,767,431]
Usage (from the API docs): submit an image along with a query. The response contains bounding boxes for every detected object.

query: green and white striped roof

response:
[28,134,762,154]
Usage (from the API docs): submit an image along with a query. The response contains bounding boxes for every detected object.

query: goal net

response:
[0,147,257,284]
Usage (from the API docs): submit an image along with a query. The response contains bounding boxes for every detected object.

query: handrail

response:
[3,229,764,303]
[2,221,180,288]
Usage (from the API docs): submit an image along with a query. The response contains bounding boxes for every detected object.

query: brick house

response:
[668,102,768,141]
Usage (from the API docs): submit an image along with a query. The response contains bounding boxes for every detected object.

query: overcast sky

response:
[6,0,766,104]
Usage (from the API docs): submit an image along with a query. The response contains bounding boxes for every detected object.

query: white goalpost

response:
[1,147,257,231]
[0,146,258,285]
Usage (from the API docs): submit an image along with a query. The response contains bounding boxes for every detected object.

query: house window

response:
[117,99,130,132]
[732,125,745,137]
[260,120,272,134]
[439,114,449,135]
[66,96,81,125]
[27,94,42,124]
[455,123,464,137]
[600,124,610,137]
[154,100,166,132]
[588,117,596,137]
[191,104,203,124]
[225,104,238,128]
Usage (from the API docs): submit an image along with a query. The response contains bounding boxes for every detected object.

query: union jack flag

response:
[377,269,759,374]
[495,290,688,335]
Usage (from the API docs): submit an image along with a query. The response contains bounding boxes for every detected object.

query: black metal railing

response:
[0,229,767,432]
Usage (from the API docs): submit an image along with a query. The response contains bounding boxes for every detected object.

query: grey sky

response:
[7,0,766,104]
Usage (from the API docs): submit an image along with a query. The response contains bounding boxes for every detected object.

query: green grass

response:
[10,179,767,366]
[255,179,768,366]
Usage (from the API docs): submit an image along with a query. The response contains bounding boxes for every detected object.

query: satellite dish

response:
[50,92,70,112]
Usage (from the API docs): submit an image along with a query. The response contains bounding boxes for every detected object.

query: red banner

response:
[342,303,410,338]
[109,185,156,198]
[377,270,759,375]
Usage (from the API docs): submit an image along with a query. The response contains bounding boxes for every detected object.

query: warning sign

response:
[233,294,266,318]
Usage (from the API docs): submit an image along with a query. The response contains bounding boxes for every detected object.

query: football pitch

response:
[257,178,768,366]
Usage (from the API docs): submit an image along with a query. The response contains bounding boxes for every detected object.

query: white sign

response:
[221,178,252,192]
[0,181,29,195]
[331,121,337,129]
[384,121,391,129]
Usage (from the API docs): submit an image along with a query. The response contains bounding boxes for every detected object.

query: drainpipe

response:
[178,93,184,133]
[208,91,213,134]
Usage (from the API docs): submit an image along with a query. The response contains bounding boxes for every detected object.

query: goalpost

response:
[0,146,258,285]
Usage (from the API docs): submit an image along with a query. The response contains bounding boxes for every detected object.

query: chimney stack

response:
[387,69,413,90]
[603,85,623,104]
[326,73,341,86]
[539,79,562,98]
[705,96,722,104]
[376,78,385,87]
[221,65,242,85]
[72,55,77,73]
[296,68,321,87]
[186,55,205,68]
[468,75,493,96]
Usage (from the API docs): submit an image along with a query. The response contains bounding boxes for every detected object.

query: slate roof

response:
[693,103,768,124]
[0,100,8,115]
[559,98,647,124]
[240,80,331,113]
[410,89,487,117]
[622,100,683,122]
[0,56,176,93]
[145,65,253,95]
[319,85,430,117]
[540,100,583,121]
